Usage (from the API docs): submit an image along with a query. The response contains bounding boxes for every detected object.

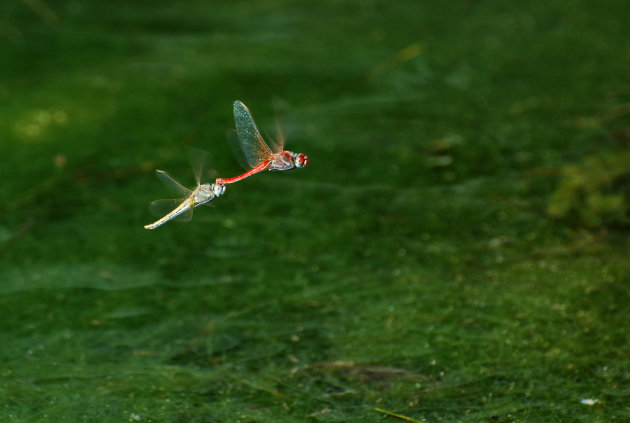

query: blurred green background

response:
[1,0,629,421]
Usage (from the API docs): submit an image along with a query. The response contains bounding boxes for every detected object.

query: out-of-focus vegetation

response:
[549,150,630,228]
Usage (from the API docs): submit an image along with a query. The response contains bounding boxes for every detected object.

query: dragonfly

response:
[216,100,308,185]
[144,149,226,230]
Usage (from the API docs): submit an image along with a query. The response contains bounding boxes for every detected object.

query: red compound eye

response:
[296,153,308,168]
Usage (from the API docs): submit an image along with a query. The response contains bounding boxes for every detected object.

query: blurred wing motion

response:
[187,147,212,187]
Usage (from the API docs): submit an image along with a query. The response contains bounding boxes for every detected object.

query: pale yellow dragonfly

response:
[144,149,226,230]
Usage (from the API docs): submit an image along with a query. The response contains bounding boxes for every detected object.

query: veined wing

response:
[155,170,193,197]
[233,100,274,168]
[226,129,252,171]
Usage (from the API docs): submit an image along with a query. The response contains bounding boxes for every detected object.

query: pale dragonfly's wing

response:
[187,147,212,187]
[147,170,194,223]
[233,100,275,169]
[155,170,193,197]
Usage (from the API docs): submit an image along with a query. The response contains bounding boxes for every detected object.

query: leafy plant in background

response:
[548,150,630,228]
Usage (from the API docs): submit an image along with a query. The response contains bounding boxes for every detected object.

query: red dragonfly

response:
[216,100,308,185]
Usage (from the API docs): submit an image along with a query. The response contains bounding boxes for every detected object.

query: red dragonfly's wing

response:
[226,129,251,171]
[270,95,290,153]
[271,119,286,153]
[233,100,274,169]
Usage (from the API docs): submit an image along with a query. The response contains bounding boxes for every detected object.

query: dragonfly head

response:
[294,152,308,168]
[213,182,226,196]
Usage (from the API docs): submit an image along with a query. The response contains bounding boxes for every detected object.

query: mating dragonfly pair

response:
[144,100,308,230]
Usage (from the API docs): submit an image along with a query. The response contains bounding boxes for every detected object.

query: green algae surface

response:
[1,1,629,421]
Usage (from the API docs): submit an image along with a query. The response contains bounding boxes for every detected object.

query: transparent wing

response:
[187,147,210,186]
[233,100,274,168]
[258,121,285,154]
[226,129,253,170]
[155,170,193,197]
[271,119,286,153]
[148,199,194,222]
[271,95,289,152]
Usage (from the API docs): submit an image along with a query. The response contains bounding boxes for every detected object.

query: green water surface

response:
[1,1,629,421]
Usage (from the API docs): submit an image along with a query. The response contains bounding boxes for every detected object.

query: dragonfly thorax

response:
[193,184,217,206]
[269,150,309,171]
